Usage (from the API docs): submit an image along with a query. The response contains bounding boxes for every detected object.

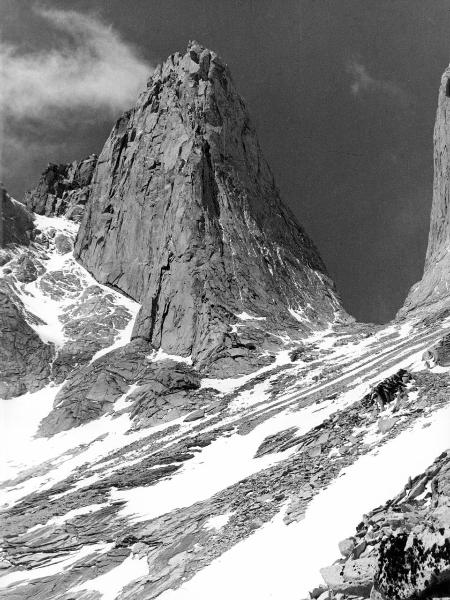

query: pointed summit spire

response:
[75,44,348,374]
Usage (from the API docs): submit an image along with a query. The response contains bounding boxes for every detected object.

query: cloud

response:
[346,59,408,104]
[0,7,151,120]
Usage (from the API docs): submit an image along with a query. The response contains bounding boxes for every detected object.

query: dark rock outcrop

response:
[38,339,206,436]
[24,155,97,222]
[423,333,450,367]
[401,65,450,318]
[318,450,450,599]
[38,339,150,436]
[0,185,34,248]
[0,281,54,398]
[75,42,348,372]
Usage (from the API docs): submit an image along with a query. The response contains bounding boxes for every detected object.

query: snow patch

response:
[71,554,148,600]
[0,543,111,589]
[203,512,233,531]
[111,388,343,524]
[235,311,266,321]
[148,348,193,365]
[288,307,307,323]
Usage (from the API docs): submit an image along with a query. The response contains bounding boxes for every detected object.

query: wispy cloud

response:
[0,7,151,120]
[346,59,408,104]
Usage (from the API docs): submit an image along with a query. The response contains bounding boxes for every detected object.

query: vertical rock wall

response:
[401,66,450,317]
[75,42,348,367]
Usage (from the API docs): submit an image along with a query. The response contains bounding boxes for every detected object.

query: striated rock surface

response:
[0,281,54,399]
[24,155,97,222]
[401,65,450,318]
[0,186,34,248]
[75,42,348,372]
[38,337,211,436]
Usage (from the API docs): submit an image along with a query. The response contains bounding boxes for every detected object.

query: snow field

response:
[110,387,357,523]
[157,403,450,600]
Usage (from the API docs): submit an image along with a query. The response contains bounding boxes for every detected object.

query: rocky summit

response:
[0,44,449,600]
[74,42,348,373]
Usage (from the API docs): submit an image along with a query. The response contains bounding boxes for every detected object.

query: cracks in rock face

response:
[200,140,221,221]
[147,252,174,345]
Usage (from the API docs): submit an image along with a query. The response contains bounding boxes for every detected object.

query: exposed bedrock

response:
[24,154,97,222]
[37,339,209,436]
[0,281,54,399]
[75,42,349,371]
[0,185,34,248]
[317,450,450,600]
[422,332,450,367]
[400,64,450,319]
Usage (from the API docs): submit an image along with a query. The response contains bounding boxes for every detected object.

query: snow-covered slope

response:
[1,249,449,599]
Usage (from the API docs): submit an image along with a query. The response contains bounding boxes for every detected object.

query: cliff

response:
[400,66,450,318]
[0,185,34,248]
[75,42,348,371]
[24,155,97,222]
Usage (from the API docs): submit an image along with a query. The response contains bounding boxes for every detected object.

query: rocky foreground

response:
[1,42,450,600]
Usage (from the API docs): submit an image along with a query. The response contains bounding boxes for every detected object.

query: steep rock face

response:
[0,281,54,398]
[24,155,97,222]
[0,186,34,248]
[75,42,347,369]
[401,66,450,317]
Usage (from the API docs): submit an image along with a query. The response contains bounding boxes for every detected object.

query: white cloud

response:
[0,8,151,120]
[346,59,408,104]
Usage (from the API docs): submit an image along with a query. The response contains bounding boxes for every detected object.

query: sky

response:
[1,0,449,324]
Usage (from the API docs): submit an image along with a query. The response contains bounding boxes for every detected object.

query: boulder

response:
[54,233,73,254]
[377,417,397,434]
[338,537,356,558]
[320,557,376,596]
[15,255,38,283]
[184,409,205,422]
[423,333,450,367]
[318,451,450,600]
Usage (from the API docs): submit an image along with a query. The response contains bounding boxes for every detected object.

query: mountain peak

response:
[74,45,349,375]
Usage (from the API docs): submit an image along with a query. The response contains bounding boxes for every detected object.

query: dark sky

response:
[2,1,450,323]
